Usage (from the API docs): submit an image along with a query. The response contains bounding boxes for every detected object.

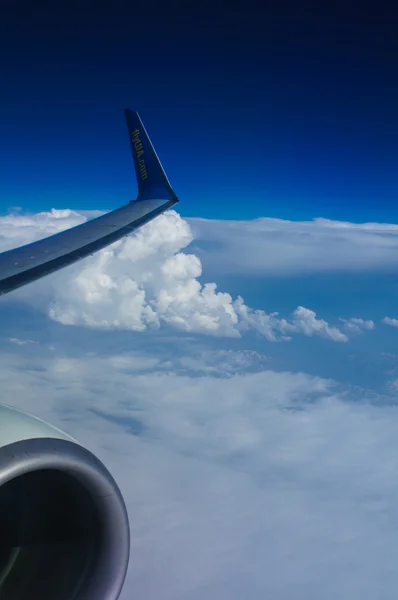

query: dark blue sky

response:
[0,8,398,222]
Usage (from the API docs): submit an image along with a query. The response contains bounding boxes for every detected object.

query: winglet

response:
[124,109,178,204]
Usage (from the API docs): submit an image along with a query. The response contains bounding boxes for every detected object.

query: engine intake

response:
[0,436,130,600]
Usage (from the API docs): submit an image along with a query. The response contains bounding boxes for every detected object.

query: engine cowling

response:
[0,404,130,600]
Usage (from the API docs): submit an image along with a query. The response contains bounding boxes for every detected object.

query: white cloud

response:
[7,337,36,345]
[3,205,398,599]
[339,317,375,333]
[1,340,398,600]
[0,208,84,251]
[189,215,398,276]
[382,317,398,327]
[0,209,350,343]
[236,301,348,342]
[387,378,398,392]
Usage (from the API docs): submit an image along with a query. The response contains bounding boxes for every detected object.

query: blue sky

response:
[0,11,398,222]
[2,7,398,600]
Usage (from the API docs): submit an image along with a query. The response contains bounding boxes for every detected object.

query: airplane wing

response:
[0,109,179,295]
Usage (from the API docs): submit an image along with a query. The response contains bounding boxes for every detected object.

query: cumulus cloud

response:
[382,316,398,327]
[236,301,348,342]
[0,208,84,251]
[0,208,350,343]
[339,317,375,333]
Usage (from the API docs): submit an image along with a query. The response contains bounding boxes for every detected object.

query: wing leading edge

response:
[0,110,179,296]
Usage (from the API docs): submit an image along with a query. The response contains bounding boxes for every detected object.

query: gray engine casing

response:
[0,404,130,600]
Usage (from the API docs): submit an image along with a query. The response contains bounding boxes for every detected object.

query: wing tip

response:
[124,108,179,204]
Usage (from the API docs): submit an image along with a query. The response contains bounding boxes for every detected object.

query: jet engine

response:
[0,404,129,600]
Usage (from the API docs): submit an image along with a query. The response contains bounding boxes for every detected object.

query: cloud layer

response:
[0,208,359,343]
[1,340,398,600]
[189,215,398,276]
[2,208,398,599]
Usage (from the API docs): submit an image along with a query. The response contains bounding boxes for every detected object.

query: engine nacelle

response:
[0,404,129,600]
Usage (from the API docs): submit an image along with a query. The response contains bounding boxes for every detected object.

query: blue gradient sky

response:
[0,10,397,222]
